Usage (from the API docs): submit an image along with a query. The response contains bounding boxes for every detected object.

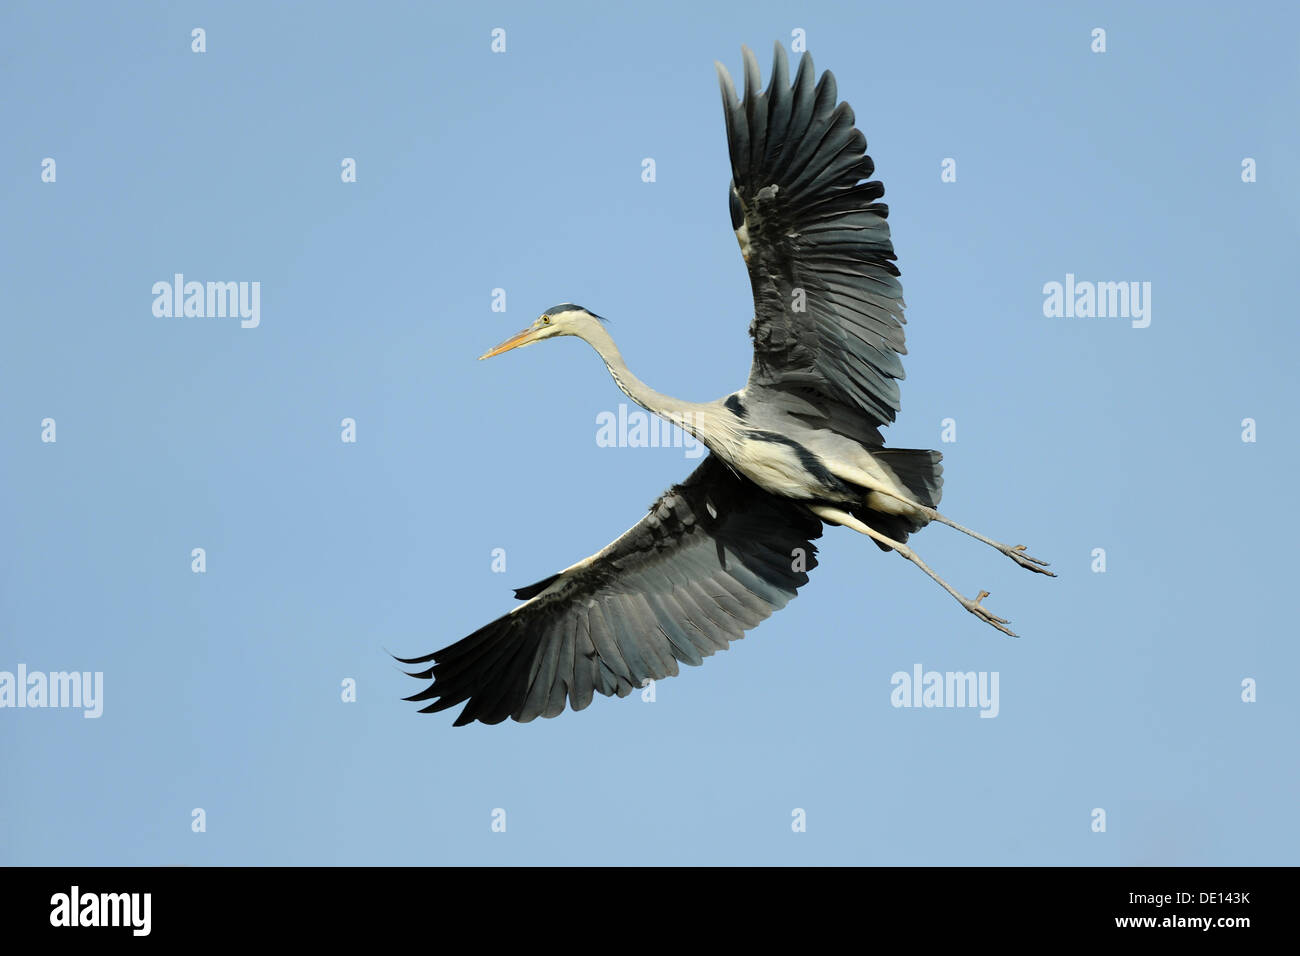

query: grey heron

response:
[399,44,1053,726]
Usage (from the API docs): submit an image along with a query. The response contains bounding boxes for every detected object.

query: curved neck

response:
[579,322,703,436]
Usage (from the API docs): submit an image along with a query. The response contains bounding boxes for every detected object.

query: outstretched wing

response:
[718,44,907,429]
[397,456,823,726]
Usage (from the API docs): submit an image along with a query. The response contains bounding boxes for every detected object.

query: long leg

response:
[869,490,1055,577]
[811,505,1018,637]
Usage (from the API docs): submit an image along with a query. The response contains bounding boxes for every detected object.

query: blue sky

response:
[2,0,1297,865]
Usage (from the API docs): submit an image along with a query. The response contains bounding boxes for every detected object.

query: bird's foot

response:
[1002,544,1056,577]
[964,590,1016,637]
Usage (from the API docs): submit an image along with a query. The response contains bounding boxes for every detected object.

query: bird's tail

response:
[874,447,944,511]
[852,448,943,548]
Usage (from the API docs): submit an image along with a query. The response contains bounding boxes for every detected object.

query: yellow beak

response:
[478,327,542,361]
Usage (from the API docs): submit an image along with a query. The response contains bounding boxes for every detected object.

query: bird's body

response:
[707,395,936,521]
[400,45,1053,726]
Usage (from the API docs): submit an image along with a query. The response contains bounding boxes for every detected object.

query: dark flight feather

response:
[718,44,908,429]
[396,456,822,725]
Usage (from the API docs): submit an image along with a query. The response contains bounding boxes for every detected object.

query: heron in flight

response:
[400,44,1053,725]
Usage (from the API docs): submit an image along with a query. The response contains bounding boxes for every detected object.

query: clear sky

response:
[2,0,1297,865]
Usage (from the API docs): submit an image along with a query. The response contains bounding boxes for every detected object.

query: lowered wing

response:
[398,456,823,726]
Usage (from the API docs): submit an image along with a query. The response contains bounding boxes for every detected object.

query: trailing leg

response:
[868,489,1055,577]
[811,505,1018,637]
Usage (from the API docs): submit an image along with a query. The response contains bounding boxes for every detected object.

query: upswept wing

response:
[398,456,822,725]
[718,44,908,428]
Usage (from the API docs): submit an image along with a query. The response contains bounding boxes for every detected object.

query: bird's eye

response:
[540,315,551,325]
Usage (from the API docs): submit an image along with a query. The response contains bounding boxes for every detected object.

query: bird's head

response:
[478,304,605,360]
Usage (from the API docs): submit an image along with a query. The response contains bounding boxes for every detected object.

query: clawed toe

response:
[1005,545,1056,577]
[965,590,1017,637]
